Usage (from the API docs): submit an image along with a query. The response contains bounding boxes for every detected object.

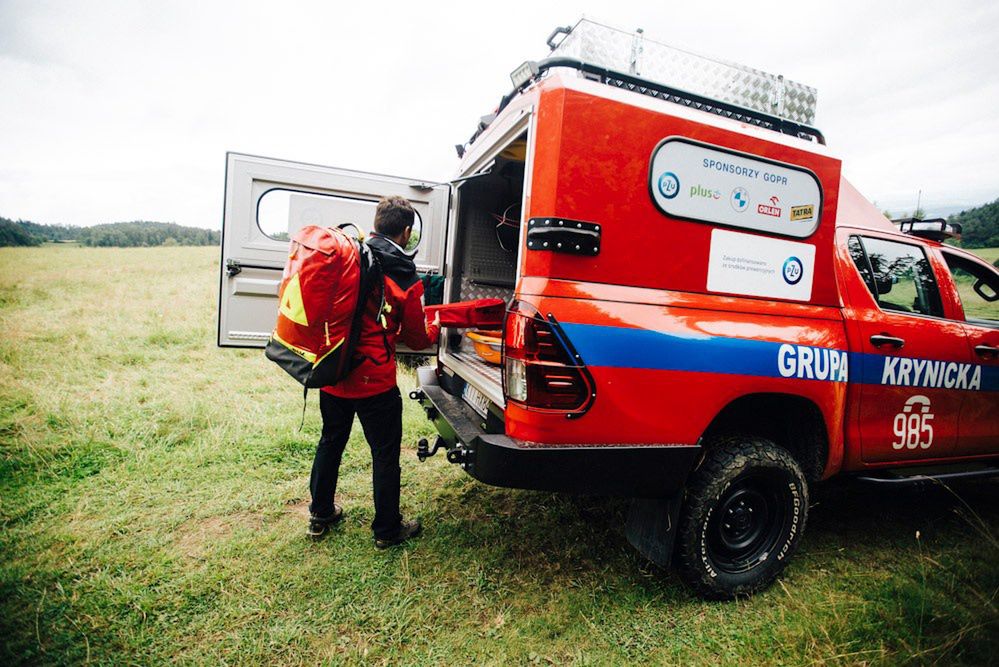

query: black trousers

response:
[309,386,403,539]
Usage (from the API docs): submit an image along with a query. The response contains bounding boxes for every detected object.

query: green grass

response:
[1,245,998,665]
[966,246,999,264]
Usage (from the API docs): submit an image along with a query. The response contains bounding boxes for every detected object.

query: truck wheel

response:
[676,437,808,599]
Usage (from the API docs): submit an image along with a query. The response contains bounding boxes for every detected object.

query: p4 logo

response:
[892,395,934,450]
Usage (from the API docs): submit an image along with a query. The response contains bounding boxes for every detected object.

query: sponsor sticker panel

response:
[649,138,822,238]
[707,229,816,301]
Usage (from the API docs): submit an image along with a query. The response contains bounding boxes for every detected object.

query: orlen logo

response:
[690,184,721,200]
[758,195,782,218]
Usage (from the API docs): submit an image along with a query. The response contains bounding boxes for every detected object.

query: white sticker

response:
[707,229,816,301]
[650,138,822,238]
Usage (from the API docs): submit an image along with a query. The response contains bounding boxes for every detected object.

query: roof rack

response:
[894,217,962,242]
[551,19,818,125]
[463,21,825,152]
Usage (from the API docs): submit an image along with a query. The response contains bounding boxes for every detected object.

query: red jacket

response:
[323,233,440,398]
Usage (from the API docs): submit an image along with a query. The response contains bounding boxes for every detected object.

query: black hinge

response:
[526,218,601,256]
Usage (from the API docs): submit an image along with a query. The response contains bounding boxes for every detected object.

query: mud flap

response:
[626,496,682,568]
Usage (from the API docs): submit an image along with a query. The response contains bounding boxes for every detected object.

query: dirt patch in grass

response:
[174,511,263,559]
[285,498,311,518]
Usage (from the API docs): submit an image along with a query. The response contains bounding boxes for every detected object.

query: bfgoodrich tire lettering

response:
[676,437,808,599]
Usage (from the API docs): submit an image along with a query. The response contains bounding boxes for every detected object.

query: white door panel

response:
[218,152,449,348]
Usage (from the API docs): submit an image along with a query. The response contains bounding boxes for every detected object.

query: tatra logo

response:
[790,204,814,221]
[881,357,982,391]
[757,195,782,218]
[777,344,848,382]
[690,184,721,200]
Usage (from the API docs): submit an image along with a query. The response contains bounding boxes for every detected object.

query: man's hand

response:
[433,312,441,327]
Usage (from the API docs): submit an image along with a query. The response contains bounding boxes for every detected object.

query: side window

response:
[257,189,423,252]
[943,253,999,325]
[848,236,877,296]
[853,236,944,318]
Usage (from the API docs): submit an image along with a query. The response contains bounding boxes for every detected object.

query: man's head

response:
[373,196,416,247]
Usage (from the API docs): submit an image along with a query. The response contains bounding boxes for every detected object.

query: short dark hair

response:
[374,196,415,238]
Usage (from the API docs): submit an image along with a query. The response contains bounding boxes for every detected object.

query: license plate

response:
[462,383,491,419]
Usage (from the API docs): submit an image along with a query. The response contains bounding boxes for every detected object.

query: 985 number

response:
[892,395,934,450]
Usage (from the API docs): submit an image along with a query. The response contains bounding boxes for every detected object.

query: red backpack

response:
[265,225,382,388]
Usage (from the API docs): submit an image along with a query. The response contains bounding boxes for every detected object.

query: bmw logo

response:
[730,187,749,212]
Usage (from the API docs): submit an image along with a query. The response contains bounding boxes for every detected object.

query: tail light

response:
[502,301,595,416]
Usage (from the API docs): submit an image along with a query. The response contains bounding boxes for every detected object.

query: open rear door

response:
[218,153,449,348]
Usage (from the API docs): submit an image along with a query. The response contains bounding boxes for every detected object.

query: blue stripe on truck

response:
[559,322,998,391]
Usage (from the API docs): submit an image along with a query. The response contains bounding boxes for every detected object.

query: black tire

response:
[676,437,808,599]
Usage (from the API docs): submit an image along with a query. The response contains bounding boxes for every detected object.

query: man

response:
[307,195,440,547]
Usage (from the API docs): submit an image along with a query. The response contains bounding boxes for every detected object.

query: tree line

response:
[0,217,220,247]
[949,198,999,249]
[2,198,996,250]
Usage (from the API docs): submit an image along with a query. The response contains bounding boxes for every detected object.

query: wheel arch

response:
[701,392,830,482]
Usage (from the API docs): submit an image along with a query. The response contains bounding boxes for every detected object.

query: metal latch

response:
[225,259,281,278]
[526,218,601,256]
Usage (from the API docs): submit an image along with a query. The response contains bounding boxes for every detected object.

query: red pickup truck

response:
[218,22,998,598]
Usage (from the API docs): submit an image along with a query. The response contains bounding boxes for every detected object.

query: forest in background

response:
[0,217,219,247]
[1,197,997,249]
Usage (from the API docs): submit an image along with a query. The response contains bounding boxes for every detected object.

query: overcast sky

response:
[1,0,997,229]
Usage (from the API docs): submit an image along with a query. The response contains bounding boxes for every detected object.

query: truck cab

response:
[218,20,998,598]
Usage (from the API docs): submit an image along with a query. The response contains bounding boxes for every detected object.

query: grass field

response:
[1,244,998,665]
[967,246,999,264]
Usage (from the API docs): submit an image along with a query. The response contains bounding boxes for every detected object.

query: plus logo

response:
[730,187,749,213]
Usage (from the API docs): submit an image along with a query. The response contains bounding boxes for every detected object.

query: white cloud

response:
[1,0,997,227]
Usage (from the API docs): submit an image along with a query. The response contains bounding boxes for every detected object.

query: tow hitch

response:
[409,372,473,469]
[416,437,445,462]
[416,437,469,465]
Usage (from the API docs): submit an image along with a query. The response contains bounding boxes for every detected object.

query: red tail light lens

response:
[502,301,594,415]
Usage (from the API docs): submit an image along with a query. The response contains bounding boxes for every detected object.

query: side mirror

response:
[875,275,896,295]
[974,279,998,303]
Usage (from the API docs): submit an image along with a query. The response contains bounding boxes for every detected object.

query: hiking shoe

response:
[374,518,422,549]
[307,505,344,541]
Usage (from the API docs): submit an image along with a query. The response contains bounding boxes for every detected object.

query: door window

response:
[942,253,999,325]
[257,189,423,253]
[849,236,943,318]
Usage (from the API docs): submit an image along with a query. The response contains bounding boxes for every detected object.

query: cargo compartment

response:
[441,136,526,405]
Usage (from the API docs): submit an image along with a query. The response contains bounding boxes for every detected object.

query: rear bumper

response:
[415,366,700,497]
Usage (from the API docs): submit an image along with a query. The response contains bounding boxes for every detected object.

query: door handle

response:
[870,334,905,349]
[975,344,999,358]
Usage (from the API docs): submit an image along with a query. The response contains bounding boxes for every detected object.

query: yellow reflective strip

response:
[313,338,344,367]
[272,331,317,363]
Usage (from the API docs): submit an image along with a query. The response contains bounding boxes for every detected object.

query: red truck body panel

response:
[433,72,996,490]
[523,80,843,306]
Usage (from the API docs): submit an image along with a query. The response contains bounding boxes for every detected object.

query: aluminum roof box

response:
[550,19,818,125]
